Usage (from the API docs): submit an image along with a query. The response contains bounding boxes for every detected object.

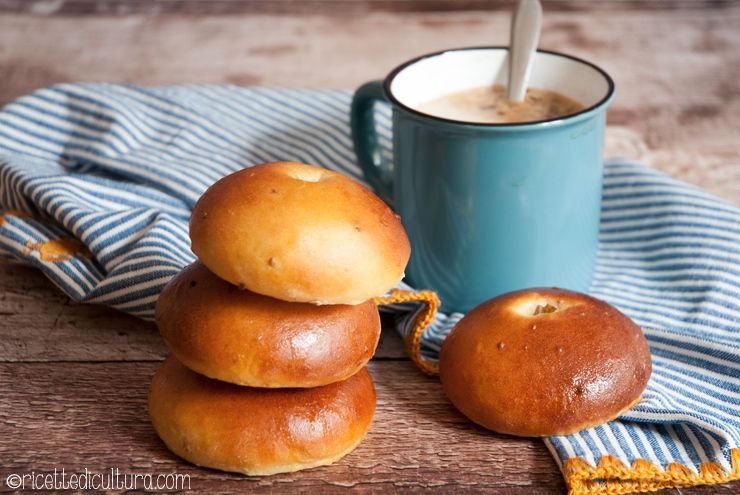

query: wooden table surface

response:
[1,2,739,494]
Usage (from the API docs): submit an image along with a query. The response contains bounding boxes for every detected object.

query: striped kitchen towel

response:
[1,83,739,494]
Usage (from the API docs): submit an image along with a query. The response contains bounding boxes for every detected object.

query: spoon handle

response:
[507,0,543,102]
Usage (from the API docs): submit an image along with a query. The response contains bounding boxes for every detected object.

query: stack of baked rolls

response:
[149,161,411,475]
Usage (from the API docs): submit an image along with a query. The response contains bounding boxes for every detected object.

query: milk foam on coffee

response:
[416,85,586,124]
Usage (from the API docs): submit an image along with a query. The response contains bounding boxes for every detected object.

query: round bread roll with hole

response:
[438,288,651,437]
[148,356,376,476]
[189,161,410,305]
[155,261,381,388]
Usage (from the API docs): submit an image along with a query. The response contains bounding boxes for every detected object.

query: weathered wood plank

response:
[2,0,735,16]
[0,360,560,493]
[0,263,168,362]
[0,360,733,494]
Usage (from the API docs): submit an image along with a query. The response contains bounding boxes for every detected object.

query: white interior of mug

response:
[389,48,611,113]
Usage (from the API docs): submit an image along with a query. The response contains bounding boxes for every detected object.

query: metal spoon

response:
[507,0,543,102]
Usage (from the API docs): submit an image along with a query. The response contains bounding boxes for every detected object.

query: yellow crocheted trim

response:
[564,450,740,494]
[374,288,441,376]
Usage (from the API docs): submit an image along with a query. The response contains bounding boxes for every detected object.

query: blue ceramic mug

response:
[351,47,615,314]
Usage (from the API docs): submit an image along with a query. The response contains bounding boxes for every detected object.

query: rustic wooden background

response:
[1,1,739,493]
[2,0,735,15]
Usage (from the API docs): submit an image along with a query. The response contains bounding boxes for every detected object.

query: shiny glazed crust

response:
[438,288,652,437]
[148,356,377,476]
[189,162,410,305]
[155,261,381,388]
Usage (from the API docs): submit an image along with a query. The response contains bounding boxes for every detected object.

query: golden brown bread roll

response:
[148,356,376,476]
[189,161,410,305]
[438,288,652,437]
[155,261,381,388]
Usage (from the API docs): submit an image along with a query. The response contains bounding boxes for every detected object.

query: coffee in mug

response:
[415,85,586,124]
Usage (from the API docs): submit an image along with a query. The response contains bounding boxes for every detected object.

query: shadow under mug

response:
[351,47,615,314]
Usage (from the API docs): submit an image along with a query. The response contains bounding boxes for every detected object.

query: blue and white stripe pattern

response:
[1,83,739,480]
[549,161,740,477]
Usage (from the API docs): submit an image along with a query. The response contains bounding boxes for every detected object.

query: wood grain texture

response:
[0,264,167,362]
[0,360,558,493]
[0,0,735,16]
[0,359,733,494]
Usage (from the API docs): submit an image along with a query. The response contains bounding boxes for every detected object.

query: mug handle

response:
[350,80,394,206]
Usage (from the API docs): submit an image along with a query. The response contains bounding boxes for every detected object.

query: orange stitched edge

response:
[374,288,441,376]
[0,209,32,226]
[564,450,740,494]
